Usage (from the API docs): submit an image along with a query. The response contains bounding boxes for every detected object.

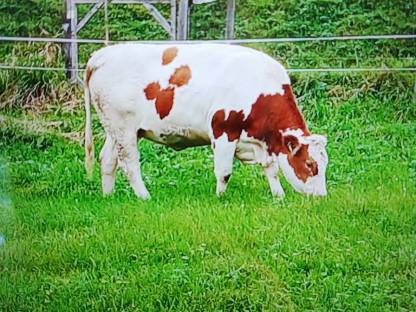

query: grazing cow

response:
[84,44,328,199]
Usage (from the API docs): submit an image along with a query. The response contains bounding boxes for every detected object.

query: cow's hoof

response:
[273,195,285,201]
[271,191,285,198]
[140,194,151,201]
[216,181,228,197]
[137,191,151,200]
[216,189,227,197]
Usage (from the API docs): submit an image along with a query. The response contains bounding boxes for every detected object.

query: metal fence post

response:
[226,0,235,39]
[177,0,189,40]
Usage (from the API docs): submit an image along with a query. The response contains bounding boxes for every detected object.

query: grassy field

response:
[1,0,416,311]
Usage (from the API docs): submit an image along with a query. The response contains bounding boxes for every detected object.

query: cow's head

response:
[277,132,328,196]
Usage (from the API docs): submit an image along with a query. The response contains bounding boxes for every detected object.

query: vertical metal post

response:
[104,0,109,45]
[170,0,176,40]
[70,0,79,83]
[177,0,189,40]
[226,0,235,39]
[63,0,179,82]
[64,0,78,83]
[187,3,191,39]
[63,0,72,80]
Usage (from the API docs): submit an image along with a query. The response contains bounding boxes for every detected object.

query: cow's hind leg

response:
[212,135,237,196]
[114,129,150,200]
[99,134,118,195]
[263,161,285,198]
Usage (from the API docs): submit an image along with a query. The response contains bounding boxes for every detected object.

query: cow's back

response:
[86,44,291,143]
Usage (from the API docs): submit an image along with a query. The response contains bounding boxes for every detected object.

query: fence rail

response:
[1,34,415,75]
[1,64,415,74]
[0,34,415,45]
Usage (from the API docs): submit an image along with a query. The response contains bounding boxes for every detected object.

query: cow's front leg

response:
[212,135,237,196]
[100,134,118,195]
[115,130,150,200]
[263,161,285,197]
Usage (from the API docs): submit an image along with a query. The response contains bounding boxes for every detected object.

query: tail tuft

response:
[84,69,95,178]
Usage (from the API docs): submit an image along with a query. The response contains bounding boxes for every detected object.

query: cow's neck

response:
[244,84,309,155]
[270,84,309,134]
[210,84,309,156]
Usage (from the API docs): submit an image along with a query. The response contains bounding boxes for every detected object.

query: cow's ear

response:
[284,135,301,155]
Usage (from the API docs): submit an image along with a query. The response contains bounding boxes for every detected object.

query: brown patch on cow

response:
[143,64,193,120]
[244,84,309,152]
[85,63,104,86]
[162,47,178,65]
[212,84,308,149]
[144,82,161,100]
[155,87,175,119]
[169,65,192,87]
[84,66,95,85]
[211,109,245,141]
[211,84,318,181]
[144,82,174,119]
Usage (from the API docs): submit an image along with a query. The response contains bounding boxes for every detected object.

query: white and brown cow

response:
[84,44,328,199]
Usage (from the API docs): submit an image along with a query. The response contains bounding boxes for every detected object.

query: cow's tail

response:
[84,67,94,179]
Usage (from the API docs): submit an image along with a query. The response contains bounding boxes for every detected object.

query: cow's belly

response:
[236,136,272,166]
[140,127,210,150]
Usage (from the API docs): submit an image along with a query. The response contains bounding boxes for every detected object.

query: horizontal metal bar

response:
[1,64,415,73]
[0,36,105,44]
[0,65,84,72]
[75,0,170,4]
[193,0,217,4]
[288,67,416,73]
[0,34,415,45]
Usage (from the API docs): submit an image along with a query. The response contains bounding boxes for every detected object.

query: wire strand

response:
[1,64,415,73]
[0,34,415,45]
[0,65,84,72]
[288,67,416,73]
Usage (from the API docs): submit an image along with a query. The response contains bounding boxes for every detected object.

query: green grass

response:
[1,0,416,310]
[1,93,415,311]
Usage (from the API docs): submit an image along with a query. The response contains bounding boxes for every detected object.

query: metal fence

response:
[0,34,415,80]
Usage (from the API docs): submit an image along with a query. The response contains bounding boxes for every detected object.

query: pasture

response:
[1,0,415,311]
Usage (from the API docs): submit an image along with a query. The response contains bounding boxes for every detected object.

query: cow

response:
[84,44,328,200]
